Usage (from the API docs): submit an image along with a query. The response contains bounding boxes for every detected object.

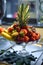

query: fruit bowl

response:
[0,4,40,56]
[0,23,40,43]
[0,26,40,56]
[9,37,40,57]
[0,4,40,44]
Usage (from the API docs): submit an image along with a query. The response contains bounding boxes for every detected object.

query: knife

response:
[31,49,43,53]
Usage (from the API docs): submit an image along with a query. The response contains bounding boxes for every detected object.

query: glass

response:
[0,0,6,24]
[10,40,40,56]
[0,35,41,56]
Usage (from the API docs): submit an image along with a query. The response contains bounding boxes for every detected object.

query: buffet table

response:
[0,25,43,65]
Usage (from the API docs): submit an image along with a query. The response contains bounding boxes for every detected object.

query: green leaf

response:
[18,4,24,25]
[23,4,29,18]
[24,10,29,19]
[24,13,30,22]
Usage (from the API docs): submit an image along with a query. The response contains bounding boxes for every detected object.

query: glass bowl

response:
[0,36,40,56]
[10,39,40,56]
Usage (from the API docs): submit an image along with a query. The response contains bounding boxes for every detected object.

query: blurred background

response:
[0,0,43,26]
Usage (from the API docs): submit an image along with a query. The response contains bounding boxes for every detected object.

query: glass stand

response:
[17,42,29,57]
[10,40,40,57]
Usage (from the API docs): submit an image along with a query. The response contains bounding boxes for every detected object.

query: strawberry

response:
[27,31,32,37]
[17,36,24,42]
[16,26,21,32]
[8,27,13,32]
[17,36,30,42]
[30,37,36,41]
[20,37,24,42]
[20,29,27,35]
[32,32,36,38]
[35,33,40,40]
[24,36,29,42]
[30,32,36,41]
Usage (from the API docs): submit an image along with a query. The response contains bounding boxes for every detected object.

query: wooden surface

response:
[36,28,43,37]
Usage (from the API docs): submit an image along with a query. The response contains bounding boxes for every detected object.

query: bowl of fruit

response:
[0,23,40,44]
[0,4,40,44]
[0,4,40,55]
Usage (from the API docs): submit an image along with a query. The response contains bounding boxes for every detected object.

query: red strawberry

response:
[24,36,30,42]
[30,37,36,41]
[35,33,40,40]
[20,37,24,42]
[16,26,21,32]
[32,32,36,38]
[27,31,32,37]
[8,27,13,32]
[29,32,36,41]
[17,36,24,42]
[20,29,27,35]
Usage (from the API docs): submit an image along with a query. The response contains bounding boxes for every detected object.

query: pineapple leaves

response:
[17,4,30,27]
[24,12,30,22]
[23,4,29,18]
[20,4,24,22]
[18,4,24,21]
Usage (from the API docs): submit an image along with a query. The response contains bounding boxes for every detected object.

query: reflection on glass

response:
[0,0,6,24]
[6,0,18,18]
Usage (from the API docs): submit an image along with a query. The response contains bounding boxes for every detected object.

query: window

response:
[29,2,36,12]
[6,0,18,18]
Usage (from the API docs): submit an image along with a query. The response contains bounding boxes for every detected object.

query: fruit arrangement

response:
[0,4,40,43]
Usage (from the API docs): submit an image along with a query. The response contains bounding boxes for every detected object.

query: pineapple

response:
[16,4,30,27]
